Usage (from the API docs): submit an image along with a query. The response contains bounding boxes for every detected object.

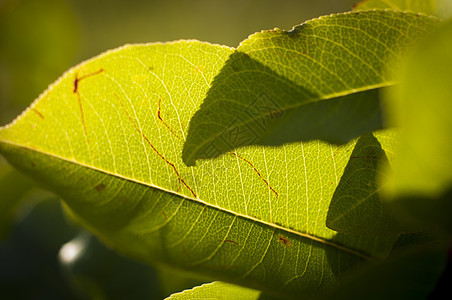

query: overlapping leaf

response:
[167,281,261,300]
[182,10,437,166]
[326,131,404,235]
[382,19,452,232]
[0,10,438,298]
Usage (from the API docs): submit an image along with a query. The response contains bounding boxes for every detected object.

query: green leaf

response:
[326,131,404,235]
[382,19,452,232]
[0,36,400,298]
[167,281,261,300]
[181,11,437,166]
[353,0,452,19]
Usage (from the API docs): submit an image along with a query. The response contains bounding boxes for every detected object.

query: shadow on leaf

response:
[326,133,404,235]
[182,52,384,166]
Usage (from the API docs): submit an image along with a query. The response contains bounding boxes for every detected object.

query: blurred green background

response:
[0,0,356,299]
[0,0,357,125]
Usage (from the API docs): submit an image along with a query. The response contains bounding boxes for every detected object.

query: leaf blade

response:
[326,131,404,235]
[182,11,437,166]
[382,19,452,232]
[353,0,452,19]
[0,39,397,297]
[167,281,261,300]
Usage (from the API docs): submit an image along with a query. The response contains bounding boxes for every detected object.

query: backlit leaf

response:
[353,0,452,19]
[0,11,436,298]
[326,131,404,235]
[167,281,260,300]
[382,19,452,232]
[182,11,437,166]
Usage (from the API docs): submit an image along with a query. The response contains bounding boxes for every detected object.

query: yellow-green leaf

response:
[182,11,437,166]
[326,131,404,235]
[382,19,452,232]
[167,281,261,300]
[0,13,417,298]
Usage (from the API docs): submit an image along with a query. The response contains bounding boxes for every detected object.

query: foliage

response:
[1,0,451,299]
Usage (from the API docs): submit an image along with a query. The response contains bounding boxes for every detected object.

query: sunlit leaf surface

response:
[167,281,260,300]
[0,10,438,298]
[382,19,452,232]
[182,10,436,165]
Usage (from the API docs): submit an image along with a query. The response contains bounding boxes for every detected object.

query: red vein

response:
[75,89,94,162]
[230,152,279,197]
[278,235,292,247]
[0,141,376,261]
[73,69,104,159]
[73,68,104,93]
[161,210,168,220]
[114,93,197,198]
[31,108,44,119]
[157,98,180,138]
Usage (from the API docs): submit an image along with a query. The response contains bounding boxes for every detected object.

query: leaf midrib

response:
[0,138,376,262]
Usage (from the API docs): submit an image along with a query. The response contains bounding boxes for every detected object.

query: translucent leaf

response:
[326,131,404,235]
[0,12,423,298]
[167,281,260,300]
[182,11,437,166]
[353,0,452,19]
[382,19,452,232]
